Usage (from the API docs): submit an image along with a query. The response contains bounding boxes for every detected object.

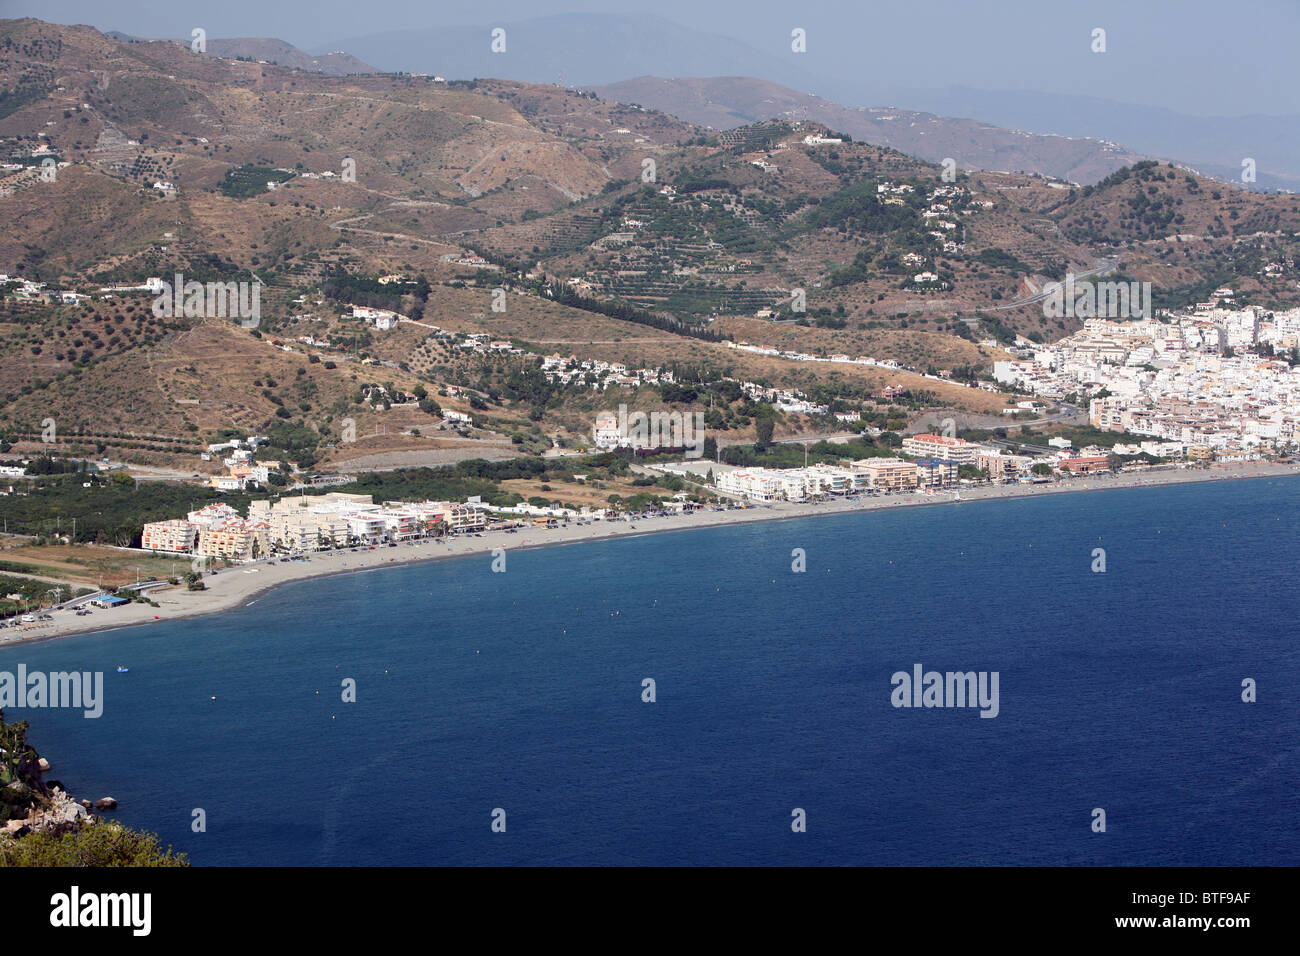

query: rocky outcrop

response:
[4,788,90,832]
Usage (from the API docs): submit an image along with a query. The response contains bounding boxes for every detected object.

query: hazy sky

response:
[9,0,1299,117]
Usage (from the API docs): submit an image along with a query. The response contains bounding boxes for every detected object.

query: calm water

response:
[5,477,1298,865]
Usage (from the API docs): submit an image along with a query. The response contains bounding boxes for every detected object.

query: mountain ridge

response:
[588,75,1148,187]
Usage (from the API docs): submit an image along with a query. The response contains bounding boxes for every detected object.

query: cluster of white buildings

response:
[349,305,402,331]
[141,503,272,558]
[199,435,278,491]
[1,273,97,305]
[995,307,1300,454]
[902,429,1173,475]
[453,332,523,356]
[540,354,676,391]
[2,273,199,308]
[876,180,982,252]
[344,308,522,358]
[708,426,1158,501]
[440,253,496,269]
[735,380,828,416]
[141,493,495,559]
[715,456,958,502]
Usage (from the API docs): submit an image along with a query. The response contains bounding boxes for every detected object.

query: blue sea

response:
[5,476,1298,865]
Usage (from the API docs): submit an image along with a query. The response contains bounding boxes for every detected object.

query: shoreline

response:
[3,460,1297,651]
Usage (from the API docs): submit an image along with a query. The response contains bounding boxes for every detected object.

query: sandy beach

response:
[2,460,1296,649]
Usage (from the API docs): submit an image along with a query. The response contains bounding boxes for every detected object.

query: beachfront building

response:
[717,459,925,499]
[280,510,349,550]
[716,462,881,502]
[803,463,872,496]
[901,433,981,464]
[493,503,579,520]
[838,462,876,494]
[247,496,357,551]
[430,502,487,533]
[141,519,198,553]
[186,503,273,558]
[196,517,270,559]
[801,467,848,496]
[344,512,388,545]
[976,449,1034,479]
[1057,455,1111,475]
[394,501,454,535]
[862,458,921,491]
[243,493,489,548]
[914,458,959,487]
[716,468,787,501]
[378,507,422,540]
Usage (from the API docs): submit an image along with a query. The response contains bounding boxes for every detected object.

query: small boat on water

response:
[116,666,129,673]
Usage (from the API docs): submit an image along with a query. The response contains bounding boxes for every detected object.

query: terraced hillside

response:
[3,17,1300,473]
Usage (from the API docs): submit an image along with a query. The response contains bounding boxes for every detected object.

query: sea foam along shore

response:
[2,460,1297,649]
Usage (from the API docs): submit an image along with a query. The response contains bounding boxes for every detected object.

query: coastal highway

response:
[980,257,1122,313]
[950,256,1123,332]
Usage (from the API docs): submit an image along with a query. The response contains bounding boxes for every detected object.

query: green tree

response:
[754,405,775,449]
[0,822,189,866]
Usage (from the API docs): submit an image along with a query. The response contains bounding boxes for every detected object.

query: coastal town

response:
[4,453,1294,647]
[3,6,1300,881]
[45,421,1270,573]
[995,294,1300,456]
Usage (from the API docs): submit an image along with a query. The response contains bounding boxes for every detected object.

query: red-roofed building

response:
[1058,455,1111,475]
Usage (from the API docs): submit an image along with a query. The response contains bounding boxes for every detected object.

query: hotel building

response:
[901,434,981,464]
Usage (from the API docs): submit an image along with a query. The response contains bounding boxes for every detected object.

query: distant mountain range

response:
[315,11,1300,190]
[104,31,377,76]
[317,12,823,91]
[100,13,1299,190]
[588,76,1148,187]
[886,87,1300,194]
[203,38,377,76]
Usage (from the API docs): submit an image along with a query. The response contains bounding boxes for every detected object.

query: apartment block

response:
[141,519,198,553]
[862,458,921,491]
[913,458,959,487]
[901,433,980,464]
